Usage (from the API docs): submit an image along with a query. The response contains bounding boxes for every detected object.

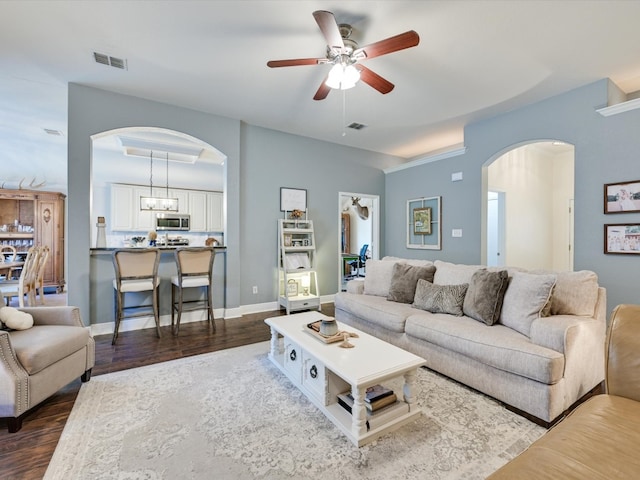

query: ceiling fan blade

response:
[313,10,344,51]
[267,58,325,68]
[354,30,420,60]
[313,77,331,101]
[358,65,395,94]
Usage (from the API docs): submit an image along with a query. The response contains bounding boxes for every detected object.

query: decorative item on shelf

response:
[130,236,146,247]
[289,209,304,219]
[319,317,338,337]
[283,234,292,247]
[148,230,158,247]
[339,332,355,348]
[205,237,220,247]
[301,274,310,295]
[95,216,107,248]
[286,279,299,297]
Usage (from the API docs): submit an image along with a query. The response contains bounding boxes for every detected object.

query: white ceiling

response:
[2,1,640,190]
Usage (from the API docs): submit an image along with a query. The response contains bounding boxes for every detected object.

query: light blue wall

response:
[68,84,395,324]
[385,79,640,315]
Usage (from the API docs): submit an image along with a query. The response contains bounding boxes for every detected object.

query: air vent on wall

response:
[43,128,63,136]
[93,52,128,70]
[347,122,367,130]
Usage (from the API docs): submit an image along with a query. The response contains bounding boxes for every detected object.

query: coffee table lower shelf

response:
[265,312,425,447]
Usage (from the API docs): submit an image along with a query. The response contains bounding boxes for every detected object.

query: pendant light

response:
[139,151,179,212]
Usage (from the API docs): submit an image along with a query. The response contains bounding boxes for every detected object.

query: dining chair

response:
[112,248,161,345]
[0,246,40,307]
[0,245,18,280]
[171,247,215,335]
[34,245,50,304]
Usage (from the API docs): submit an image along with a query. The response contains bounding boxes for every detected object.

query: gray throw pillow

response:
[387,263,436,304]
[463,269,509,325]
[413,279,469,316]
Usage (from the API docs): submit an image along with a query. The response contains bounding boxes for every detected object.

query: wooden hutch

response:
[0,189,65,292]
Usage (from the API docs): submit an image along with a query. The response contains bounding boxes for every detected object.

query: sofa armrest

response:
[605,304,640,401]
[0,331,29,417]
[346,279,365,295]
[19,306,85,328]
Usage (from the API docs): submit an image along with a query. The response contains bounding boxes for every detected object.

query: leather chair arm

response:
[605,304,640,400]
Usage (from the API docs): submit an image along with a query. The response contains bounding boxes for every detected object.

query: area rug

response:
[45,342,544,479]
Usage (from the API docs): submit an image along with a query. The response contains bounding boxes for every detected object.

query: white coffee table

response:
[265,311,426,447]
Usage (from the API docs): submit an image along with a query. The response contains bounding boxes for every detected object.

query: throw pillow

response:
[551,270,599,316]
[0,307,34,330]
[387,263,436,304]
[463,268,509,325]
[413,279,469,316]
[499,271,556,337]
[363,260,398,297]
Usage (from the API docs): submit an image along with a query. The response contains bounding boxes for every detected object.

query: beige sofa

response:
[334,258,606,425]
[0,306,95,432]
[488,303,640,478]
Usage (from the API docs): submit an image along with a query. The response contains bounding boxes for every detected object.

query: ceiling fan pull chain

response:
[342,89,347,137]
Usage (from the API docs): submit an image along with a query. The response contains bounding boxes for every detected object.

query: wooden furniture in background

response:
[0,189,65,292]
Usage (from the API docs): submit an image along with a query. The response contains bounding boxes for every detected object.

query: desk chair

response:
[112,249,161,345]
[171,247,215,335]
[348,244,369,278]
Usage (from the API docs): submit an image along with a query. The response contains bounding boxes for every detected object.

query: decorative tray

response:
[304,321,358,344]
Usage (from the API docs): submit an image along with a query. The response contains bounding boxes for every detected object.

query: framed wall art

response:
[604,180,640,213]
[407,196,441,250]
[604,223,640,254]
[280,187,307,212]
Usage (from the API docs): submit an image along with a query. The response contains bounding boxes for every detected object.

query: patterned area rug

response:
[45,342,544,479]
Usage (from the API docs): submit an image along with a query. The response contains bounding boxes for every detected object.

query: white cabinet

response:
[170,189,189,215]
[110,184,134,231]
[133,186,155,232]
[207,192,223,232]
[188,191,208,232]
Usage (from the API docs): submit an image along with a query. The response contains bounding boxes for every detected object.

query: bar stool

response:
[112,248,161,345]
[171,247,215,335]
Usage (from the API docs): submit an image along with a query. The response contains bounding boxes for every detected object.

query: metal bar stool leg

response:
[153,285,161,338]
[206,285,216,332]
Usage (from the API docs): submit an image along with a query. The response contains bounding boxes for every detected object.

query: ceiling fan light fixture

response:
[326,63,360,90]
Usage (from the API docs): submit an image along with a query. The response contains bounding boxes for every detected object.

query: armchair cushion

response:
[8,325,91,375]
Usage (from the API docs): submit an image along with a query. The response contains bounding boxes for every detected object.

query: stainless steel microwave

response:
[156,213,190,231]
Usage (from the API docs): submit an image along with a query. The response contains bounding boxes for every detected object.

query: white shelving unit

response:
[278,213,321,314]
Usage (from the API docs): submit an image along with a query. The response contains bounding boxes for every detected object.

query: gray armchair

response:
[0,306,95,432]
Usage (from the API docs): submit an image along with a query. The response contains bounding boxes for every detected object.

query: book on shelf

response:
[337,391,398,413]
[364,384,394,404]
[336,393,410,431]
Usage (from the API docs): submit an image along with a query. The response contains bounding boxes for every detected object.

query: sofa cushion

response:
[500,271,556,337]
[463,269,509,325]
[334,292,416,333]
[433,260,483,285]
[405,312,565,384]
[551,270,599,317]
[413,280,468,316]
[387,263,436,304]
[363,259,398,297]
[8,325,91,375]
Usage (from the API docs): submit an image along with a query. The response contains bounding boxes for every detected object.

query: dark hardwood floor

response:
[0,305,334,480]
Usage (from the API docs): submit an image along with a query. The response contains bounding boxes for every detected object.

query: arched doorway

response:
[484,141,575,271]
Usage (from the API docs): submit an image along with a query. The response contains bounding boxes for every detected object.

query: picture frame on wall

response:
[280,187,307,212]
[413,207,432,235]
[604,180,640,213]
[604,223,640,254]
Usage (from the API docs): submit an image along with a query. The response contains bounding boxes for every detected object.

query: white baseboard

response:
[90,294,335,337]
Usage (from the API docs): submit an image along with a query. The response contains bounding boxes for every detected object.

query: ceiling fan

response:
[267,10,420,100]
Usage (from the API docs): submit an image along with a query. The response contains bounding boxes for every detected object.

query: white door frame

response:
[337,192,380,290]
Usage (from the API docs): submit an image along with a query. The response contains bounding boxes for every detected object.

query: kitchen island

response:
[89,246,226,335]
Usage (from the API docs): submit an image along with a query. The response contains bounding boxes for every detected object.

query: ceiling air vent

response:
[347,122,367,130]
[93,52,128,70]
[43,128,63,136]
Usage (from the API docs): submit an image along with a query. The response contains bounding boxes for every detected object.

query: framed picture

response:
[283,234,292,247]
[407,196,441,250]
[280,187,307,212]
[286,279,299,296]
[604,223,640,254]
[413,207,432,235]
[604,180,640,213]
